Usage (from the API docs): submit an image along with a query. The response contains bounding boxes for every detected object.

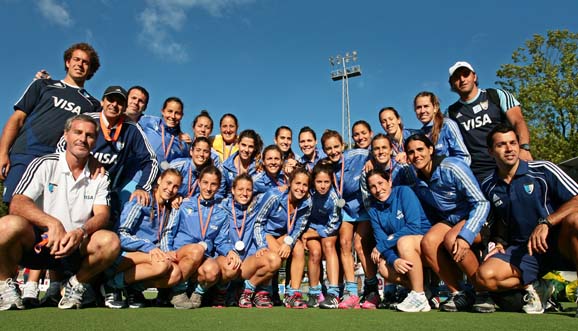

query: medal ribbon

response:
[156,201,167,241]
[160,124,175,160]
[197,196,214,240]
[231,200,247,240]
[287,194,298,233]
[187,165,198,198]
[332,156,345,198]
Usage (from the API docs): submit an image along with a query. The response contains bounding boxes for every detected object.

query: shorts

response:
[3,153,37,203]
[342,209,369,223]
[19,227,83,276]
[492,240,572,285]
[308,222,337,238]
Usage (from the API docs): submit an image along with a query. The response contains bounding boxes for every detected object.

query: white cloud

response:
[36,0,73,27]
[137,0,255,62]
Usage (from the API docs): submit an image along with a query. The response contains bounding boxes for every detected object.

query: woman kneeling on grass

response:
[405,134,489,312]
[109,169,185,309]
[170,165,233,309]
[254,167,312,309]
[215,174,283,308]
[366,168,432,312]
[300,161,342,308]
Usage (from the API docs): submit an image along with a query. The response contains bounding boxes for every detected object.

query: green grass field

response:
[2,305,576,331]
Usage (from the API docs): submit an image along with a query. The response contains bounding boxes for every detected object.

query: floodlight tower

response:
[329,51,361,148]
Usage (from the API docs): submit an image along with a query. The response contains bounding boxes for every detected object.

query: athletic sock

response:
[327,284,340,297]
[287,286,301,296]
[195,283,207,295]
[365,276,378,287]
[345,281,358,296]
[309,284,322,295]
[244,280,256,292]
[172,281,188,294]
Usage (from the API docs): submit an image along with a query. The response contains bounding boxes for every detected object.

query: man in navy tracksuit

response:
[477,124,578,316]
[85,86,158,214]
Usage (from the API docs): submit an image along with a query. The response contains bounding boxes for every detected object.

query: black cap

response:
[102,86,127,100]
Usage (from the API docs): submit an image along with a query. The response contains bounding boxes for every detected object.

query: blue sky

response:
[1,0,577,152]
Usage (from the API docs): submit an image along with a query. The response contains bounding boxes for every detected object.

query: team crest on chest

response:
[396,210,404,220]
[116,141,125,150]
[48,183,57,193]
[480,100,489,111]
[523,183,534,195]
[472,104,483,114]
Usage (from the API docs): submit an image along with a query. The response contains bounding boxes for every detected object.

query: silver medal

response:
[235,240,245,252]
[336,198,346,208]
[199,241,208,250]
[160,161,170,170]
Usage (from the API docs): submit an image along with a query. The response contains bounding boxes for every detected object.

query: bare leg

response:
[289,240,305,290]
[321,236,339,286]
[76,230,120,284]
[442,220,481,283]
[476,258,523,291]
[306,239,322,287]
[354,221,377,280]
[241,252,282,286]
[339,221,355,283]
[397,235,425,292]
[421,223,461,292]
[0,215,35,279]
[175,243,206,280]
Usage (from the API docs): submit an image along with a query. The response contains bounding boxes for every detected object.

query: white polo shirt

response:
[13,152,110,231]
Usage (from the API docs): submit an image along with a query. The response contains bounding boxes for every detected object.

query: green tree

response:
[496,30,578,163]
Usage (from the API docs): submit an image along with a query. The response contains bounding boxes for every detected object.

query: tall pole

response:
[329,51,361,149]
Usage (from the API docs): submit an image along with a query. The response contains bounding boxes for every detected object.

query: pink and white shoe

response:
[361,291,380,309]
[338,293,360,309]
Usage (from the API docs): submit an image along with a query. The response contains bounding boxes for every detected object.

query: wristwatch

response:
[79,226,88,241]
[520,143,531,151]
[283,236,294,246]
[537,217,552,229]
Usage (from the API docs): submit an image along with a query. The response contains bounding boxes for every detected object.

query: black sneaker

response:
[39,291,62,307]
[127,288,147,308]
[319,293,339,309]
[472,292,496,313]
[440,291,474,312]
[155,288,172,307]
[306,293,320,308]
[100,284,127,309]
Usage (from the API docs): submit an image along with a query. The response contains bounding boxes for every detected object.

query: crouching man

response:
[476,123,578,316]
[0,114,120,310]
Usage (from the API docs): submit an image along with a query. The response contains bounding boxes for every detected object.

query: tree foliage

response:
[496,30,578,163]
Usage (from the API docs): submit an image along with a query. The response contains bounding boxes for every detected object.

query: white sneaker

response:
[523,279,554,314]
[0,278,24,311]
[21,281,40,308]
[396,290,431,312]
[58,279,87,309]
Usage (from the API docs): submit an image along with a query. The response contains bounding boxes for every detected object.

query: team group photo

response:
[1,1,577,329]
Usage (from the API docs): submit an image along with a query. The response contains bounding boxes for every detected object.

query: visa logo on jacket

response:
[52,96,82,115]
